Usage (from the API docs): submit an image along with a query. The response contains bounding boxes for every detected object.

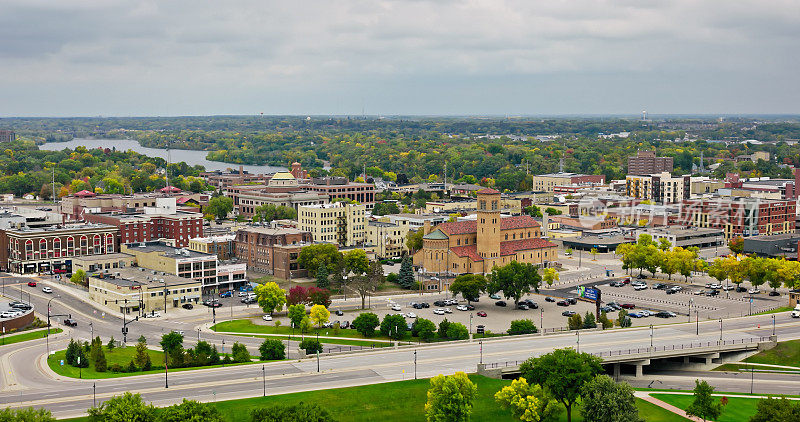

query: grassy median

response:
[652,394,759,422]
[0,328,62,346]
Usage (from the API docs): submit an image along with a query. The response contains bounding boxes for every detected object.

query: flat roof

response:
[647,227,723,236]
[123,242,214,259]
[73,253,134,262]
[238,226,309,235]
[745,233,800,242]
[92,267,198,288]
[4,223,116,234]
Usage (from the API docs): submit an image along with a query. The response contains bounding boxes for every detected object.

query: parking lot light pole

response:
[696,310,699,336]
[414,350,417,379]
[46,295,60,356]
[479,340,483,364]
[650,324,654,349]
[262,365,266,396]
[469,313,472,334]
[719,318,723,342]
[576,331,580,353]
[688,298,693,323]
[772,315,776,336]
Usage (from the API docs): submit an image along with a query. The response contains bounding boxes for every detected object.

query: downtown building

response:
[678,198,796,241]
[626,172,691,204]
[84,198,204,247]
[627,151,673,175]
[298,202,367,247]
[234,226,313,279]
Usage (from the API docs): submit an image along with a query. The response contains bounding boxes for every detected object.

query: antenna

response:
[642,110,647,121]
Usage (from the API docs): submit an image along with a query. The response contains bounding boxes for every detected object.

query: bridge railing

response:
[484,336,771,369]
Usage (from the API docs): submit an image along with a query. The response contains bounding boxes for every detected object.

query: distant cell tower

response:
[642,110,647,121]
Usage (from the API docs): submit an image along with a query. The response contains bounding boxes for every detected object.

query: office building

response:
[679,198,796,240]
[234,226,313,279]
[532,173,605,193]
[298,202,366,247]
[627,151,673,175]
[626,172,690,204]
[84,198,204,247]
[88,268,202,315]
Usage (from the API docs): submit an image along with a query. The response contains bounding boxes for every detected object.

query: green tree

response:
[287,304,306,329]
[580,375,642,422]
[94,345,107,372]
[508,319,538,335]
[252,204,296,223]
[107,337,116,351]
[297,244,342,277]
[259,339,286,361]
[657,237,672,251]
[250,402,336,422]
[406,229,424,253]
[0,407,55,421]
[425,372,478,422]
[65,339,79,366]
[520,348,604,422]
[380,314,407,340]
[134,341,152,371]
[158,399,224,422]
[488,261,542,306]
[299,316,313,334]
[87,392,155,422]
[598,312,613,329]
[398,255,415,289]
[70,269,87,286]
[567,314,583,330]
[352,312,380,337]
[412,318,437,342]
[446,322,469,340]
[686,380,723,422]
[298,339,323,354]
[309,304,330,327]
[344,249,370,275]
[438,319,451,339]
[206,196,233,220]
[749,396,800,422]
[728,236,744,254]
[230,342,251,363]
[582,312,596,329]
[315,263,329,288]
[495,377,561,422]
[254,281,287,315]
[542,268,559,287]
[616,309,632,328]
[351,260,383,309]
[159,331,184,368]
[449,274,488,304]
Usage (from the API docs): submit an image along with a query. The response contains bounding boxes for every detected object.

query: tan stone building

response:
[298,202,366,247]
[413,189,558,275]
[88,268,202,315]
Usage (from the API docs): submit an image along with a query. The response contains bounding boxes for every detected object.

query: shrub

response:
[438,319,451,339]
[299,339,323,354]
[109,363,123,373]
[582,312,597,329]
[508,319,538,335]
[126,360,137,373]
[259,339,286,361]
[380,314,407,340]
[598,311,613,329]
[446,323,469,340]
[250,402,335,422]
[617,309,632,328]
[412,318,437,342]
[568,314,583,330]
[231,342,251,363]
[352,313,380,337]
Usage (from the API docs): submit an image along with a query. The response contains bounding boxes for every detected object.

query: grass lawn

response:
[652,393,760,422]
[0,328,62,346]
[753,306,793,315]
[47,346,262,379]
[61,375,686,421]
[713,363,800,373]
[743,339,800,367]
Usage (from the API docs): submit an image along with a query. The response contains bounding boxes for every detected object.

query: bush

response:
[446,323,469,340]
[259,339,285,361]
[508,319,538,335]
[386,273,399,285]
[298,339,323,354]
[87,392,155,422]
[568,314,583,330]
[617,309,632,328]
[351,313,380,337]
[598,311,613,329]
[94,349,107,373]
[412,318,437,342]
[380,314,407,340]
[438,319,451,339]
[160,399,224,422]
[250,402,335,422]
[231,342,251,363]
[126,360,137,373]
[109,363,123,373]
[65,339,79,366]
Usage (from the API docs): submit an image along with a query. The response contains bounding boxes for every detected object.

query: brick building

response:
[0,130,15,143]
[0,223,119,274]
[235,226,313,279]
[84,198,203,247]
[301,177,375,207]
[679,198,796,240]
[531,173,605,193]
[627,151,673,175]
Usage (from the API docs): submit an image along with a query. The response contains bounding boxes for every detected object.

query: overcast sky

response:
[1,0,798,117]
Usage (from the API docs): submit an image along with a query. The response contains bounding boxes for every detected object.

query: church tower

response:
[476,188,501,263]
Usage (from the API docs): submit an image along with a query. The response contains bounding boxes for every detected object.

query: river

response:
[38,138,286,174]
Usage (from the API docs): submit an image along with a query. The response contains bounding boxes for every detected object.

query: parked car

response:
[405,312,417,319]
[42,286,53,294]
[465,304,475,311]
[600,306,614,313]
[545,296,556,302]
[709,283,723,289]
[522,299,538,309]
[433,300,447,307]
[567,297,578,305]
[390,304,402,311]
[476,325,485,334]
[639,310,654,317]
[620,303,636,309]
[341,321,350,329]
[219,290,233,298]
[444,308,453,314]
[769,291,781,297]
[562,310,576,317]
[653,283,667,290]
[607,301,621,310]
[748,288,761,295]
[705,290,719,296]
[420,302,430,308]
[237,291,250,297]
[27,281,36,287]
[628,312,643,318]
[489,294,501,300]
[517,304,529,310]
[722,285,735,291]
[242,297,257,304]
[182,303,194,310]
[411,302,423,309]
[636,274,647,279]
[335,309,344,316]
[1,311,17,318]
[495,301,507,307]
[736,286,748,293]
[63,318,78,327]
[622,277,631,284]
[609,281,623,287]
[433,308,445,315]
[144,311,162,318]
[477,311,487,317]
[556,300,569,307]
[456,305,468,311]
[666,288,677,294]
[671,285,683,291]
[634,283,648,291]
[10,303,31,310]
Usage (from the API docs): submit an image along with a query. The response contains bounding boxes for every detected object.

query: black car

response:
[412,303,423,309]
[10,303,31,310]
[495,300,507,307]
[609,281,623,287]
[545,296,556,302]
[465,304,475,311]
[434,300,446,307]
[653,283,667,290]
[567,297,578,305]
[637,274,647,279]
[420,302,430,308]
[341,321,350,329]
[562,310,576,317]
[557,300,569,306]
[523,299,538,309]
[335,309,344,316]
[706,289,719,296]
[63,318,77,327]
[736,286,748,293]
[600,305,614,313]
[655,311,672,318]
[517,303,529,310]
[666,288,677,294]
[476,325,485,334]
[769,291,781,297]
[182,303,194,310]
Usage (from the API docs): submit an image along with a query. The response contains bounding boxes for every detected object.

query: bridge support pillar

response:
[635,363,644,378]
[683,356,690,365]
[613,363,620,379]
[705,357,713,365]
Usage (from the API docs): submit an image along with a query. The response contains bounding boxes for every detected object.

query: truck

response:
[791,305,800,318]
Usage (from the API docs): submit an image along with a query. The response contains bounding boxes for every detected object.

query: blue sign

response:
[578,286,599,301]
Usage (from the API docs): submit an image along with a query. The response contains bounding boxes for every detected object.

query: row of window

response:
[15,234,114,260]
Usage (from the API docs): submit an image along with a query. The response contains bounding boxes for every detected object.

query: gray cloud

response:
[0,0,798,116]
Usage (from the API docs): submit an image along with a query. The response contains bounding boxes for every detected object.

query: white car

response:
[639,310,654,317]
[748,288,761,295]
[42,286,53,294]
[405,312,417,319]
[390,304,402,311]
[709,283,723,289]
[722,285,734,291]
[671,285,683,291]
[791,305,800,318]
[144,311,162,318]
[694,290,705,295]
[1,311,17,318]
[262,314,273,321]
[433,308,445,315]
[456,305,468,311]
[444,308,453,314]
[634,284,648,291]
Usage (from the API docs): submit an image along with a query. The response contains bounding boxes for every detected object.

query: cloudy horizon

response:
[2,0,799,117]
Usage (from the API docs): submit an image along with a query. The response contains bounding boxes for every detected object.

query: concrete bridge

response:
[478,335,777,379]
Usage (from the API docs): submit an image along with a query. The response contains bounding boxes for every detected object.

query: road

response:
[1,279,799,419]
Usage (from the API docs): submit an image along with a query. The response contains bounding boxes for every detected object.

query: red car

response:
[622,278,631,285]
[476,311,487,317]
[27,281,37,287]
[620,303,636,309]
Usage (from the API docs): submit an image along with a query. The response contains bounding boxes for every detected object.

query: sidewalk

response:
[634,392,701,421]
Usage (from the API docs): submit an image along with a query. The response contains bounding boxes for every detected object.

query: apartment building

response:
[84,198,204,247]
[626,172,690,204]
[366,221,405,259]
[301,177,375,207]
[627,151,673,175]
[679,198,796,240]
[234,226,313,279]
[298,202,366,247]
[188,234,236,260]
[531,173,605,193]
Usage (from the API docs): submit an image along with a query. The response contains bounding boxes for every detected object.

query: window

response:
[80,236,88,255]
[106,234,114,253]
[67,236,75,256]
[40,239,48,258]
[93,235,102,254]
[25,240,33,260]
[53,238,61,258]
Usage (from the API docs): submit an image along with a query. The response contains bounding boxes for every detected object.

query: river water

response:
[38,138,285,174]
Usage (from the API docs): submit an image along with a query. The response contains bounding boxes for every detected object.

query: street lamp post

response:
[650,324,654,349]
[576,331,580,353]
[479,339,483,364]
[469,313,472,335]
[46,295,60,356]
[688,298,693,323]
[696,310,699,336]
[772,314,776,336]
[197,328,201,343]
[92,383,96,408]
[262,365,266,397]
[414,350,417,379]
[719,318,723,343]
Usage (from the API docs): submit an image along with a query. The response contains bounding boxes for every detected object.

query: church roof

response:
[271,172,296,180]
[422,229,448,240]
[450,238,556,262]
[437,215,540,235]
[477,188,500,195]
